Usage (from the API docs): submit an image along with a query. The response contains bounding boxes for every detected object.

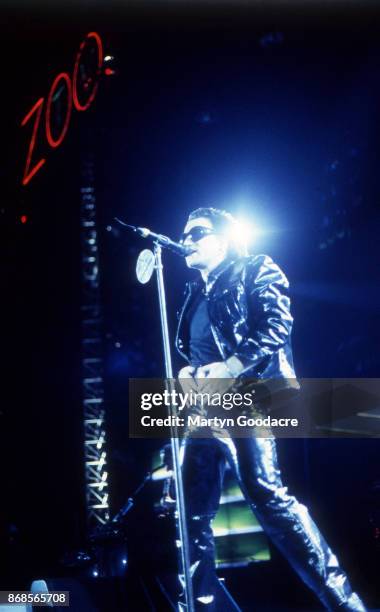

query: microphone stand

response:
[114,217,194,610]
[154,243,194,612]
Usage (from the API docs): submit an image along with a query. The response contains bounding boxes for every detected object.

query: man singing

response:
[175,207,365,611]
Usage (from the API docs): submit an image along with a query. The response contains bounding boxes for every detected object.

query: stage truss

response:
[80,155,110,529]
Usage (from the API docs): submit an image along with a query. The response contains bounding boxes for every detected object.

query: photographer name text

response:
[140,414,299,428]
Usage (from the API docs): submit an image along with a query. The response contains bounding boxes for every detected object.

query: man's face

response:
[181,216,228,270]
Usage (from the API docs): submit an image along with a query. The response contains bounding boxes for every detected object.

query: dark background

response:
[1,1,380,608]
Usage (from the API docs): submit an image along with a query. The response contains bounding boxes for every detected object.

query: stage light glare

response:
[226,218,258,251]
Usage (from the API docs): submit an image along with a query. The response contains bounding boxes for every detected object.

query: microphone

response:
[114,218,196,257]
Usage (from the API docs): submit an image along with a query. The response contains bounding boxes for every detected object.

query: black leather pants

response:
[181,436,366,611]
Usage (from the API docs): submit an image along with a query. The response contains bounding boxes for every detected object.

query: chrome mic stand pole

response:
[154,243,194,612]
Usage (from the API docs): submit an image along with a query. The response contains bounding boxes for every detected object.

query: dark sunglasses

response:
[179,226,216,244]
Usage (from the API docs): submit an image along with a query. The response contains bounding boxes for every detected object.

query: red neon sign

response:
[20,31,104,186]
[45,72,73,148]
[20,98,46,186]
[73,31,103,112]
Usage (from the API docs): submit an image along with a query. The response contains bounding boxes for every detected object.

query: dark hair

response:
[187,207,248,258]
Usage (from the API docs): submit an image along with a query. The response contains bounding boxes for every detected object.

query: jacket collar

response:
[203,257,234,294]
[185,258,235,294]
[208,257,235,281]
[185,256,246,297]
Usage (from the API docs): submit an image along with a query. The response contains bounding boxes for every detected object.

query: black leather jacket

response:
[175,254,298,386]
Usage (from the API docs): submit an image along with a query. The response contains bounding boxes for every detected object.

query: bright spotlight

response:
[226,217,258,254]
[235,219,257,243]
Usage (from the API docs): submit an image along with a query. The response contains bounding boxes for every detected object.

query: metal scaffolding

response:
[80,156,110,529]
